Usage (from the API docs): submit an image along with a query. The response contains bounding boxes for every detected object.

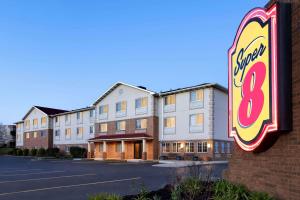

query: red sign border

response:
[228,4,278,152]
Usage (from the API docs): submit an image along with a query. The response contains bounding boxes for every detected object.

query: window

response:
[197,142,208,153]
[99,105,108,114]
[172,143,181,153]
[77,112,81,120]
[116,121,126,131]
[65,128,71,140]
[190,90,204,102]
[33,119,38,127]
[185,142,194,153]
[227,143,231,154]
[89,110,94,117]
[164,117,176,128]
[190,114,204,127]
[55,130,60,139]
[221,142,225,153]
[89,126,94,134]
[41,117,47,126]
[77,127,83,139]
[33,132,38,138]
[164,95,176,105]
[40,131,46,137]
[136,119,147,129]
[135,97,148,109]
[25,120,30,129]
[99,143,103,152]
[100,123,108,133]
[116,143,121,152]
[26,132,30,139]
[55,117,59,123]
[65,115,69,122]
[116,101,127,112]
[162,142,170,153]
[214,142,219,153]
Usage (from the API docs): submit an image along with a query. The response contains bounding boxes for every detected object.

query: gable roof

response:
[22,106,69,120]
[92,82,157,106]
[160,83,228,96]
[51,106,94,117]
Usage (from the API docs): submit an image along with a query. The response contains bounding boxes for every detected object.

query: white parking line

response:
[0,173,96,184]
[0,177,141,197]
[0,169,42,173]
[0,171,65,177]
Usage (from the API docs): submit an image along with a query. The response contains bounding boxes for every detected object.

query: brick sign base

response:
[225,1,300,200]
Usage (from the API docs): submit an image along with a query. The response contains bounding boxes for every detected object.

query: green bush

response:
[30,148,37,156]
[88,193,122,200]
[16,149,23,156]
[37,148,46,157]
[23,149,29,156]
[213,180,274,200]
[69,146,87,158]
[0,148,14,155]
[46,148,60,157]
[171,177,203,200]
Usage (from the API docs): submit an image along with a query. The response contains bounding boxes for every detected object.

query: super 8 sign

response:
[228,3,292,152]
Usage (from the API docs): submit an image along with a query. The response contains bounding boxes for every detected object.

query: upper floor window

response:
[164,95,176,105]
[164,117,176,128]
[136,119,147,129]
[135,97,148,109]
[33,131,38,138]
[33,119,38,127]
[65,115,69,122]
[77,112,81,120]
[185,142,194,153]
[190,90,204,102]
[65,128,71,140]
[116,101,127,112]
[100,123,108,133]
[55,130,60,139]
[190,114,203,126]
[197,142,208,153]
[162,142,170,153]
[89,110,94,118]
[17,124,22,130]
[41,117,47,126]
[25,120,30,129]
[99,105,108,115]
[77,127,83,139]
[116,121,126,131]
[89,126,94,134]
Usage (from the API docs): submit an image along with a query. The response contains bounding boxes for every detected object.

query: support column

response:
[121,140,125,160]
[102,141,107,160]
[88,142,93,159]
[142,139,147,160]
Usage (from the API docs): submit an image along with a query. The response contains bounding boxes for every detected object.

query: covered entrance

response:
[134,141,142,159]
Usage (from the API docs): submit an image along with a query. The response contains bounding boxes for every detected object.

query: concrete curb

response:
[153,160,228,168]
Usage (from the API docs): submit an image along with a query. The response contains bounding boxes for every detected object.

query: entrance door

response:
[134,141,142,159]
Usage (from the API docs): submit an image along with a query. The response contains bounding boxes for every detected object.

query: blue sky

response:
[0,0,267,124]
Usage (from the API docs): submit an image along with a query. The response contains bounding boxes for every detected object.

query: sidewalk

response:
[153,160,228,168]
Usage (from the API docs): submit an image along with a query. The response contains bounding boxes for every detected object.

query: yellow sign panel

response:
[228,5,278,151]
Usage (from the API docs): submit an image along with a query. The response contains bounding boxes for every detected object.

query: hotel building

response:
[15,82,232,160]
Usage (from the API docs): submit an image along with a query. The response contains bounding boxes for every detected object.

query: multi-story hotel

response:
[16,82,232,161]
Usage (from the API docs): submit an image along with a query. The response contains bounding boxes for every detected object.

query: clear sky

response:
[0,0,267,124]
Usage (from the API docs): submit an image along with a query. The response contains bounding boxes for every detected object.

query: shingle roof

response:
[34,106,69,115]
[89,133,152,141]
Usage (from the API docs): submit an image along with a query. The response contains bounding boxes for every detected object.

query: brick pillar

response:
[142,139,147,160]
[121,140,125,160]
[103,141,107,160]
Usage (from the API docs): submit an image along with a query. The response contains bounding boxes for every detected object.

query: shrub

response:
[30,148,37,156]
[37,148,46,157]
[16,149,23,156]
[213,180,274,200]
[0,148,14,155]
[69,146,87,158]
[171,177,203,200]
[47,148,60,157]
[88,193,122,200]
[23,149,29,156]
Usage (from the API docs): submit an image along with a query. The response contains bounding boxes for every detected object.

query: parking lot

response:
[0,156,227,200]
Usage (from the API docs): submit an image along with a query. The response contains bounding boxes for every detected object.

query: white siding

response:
[23,108,50,132]
[53,109,95,145]
[95,85,157,123]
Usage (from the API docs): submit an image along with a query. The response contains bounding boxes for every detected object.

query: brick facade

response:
[23,129,53,149]
[225,1,300,199]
